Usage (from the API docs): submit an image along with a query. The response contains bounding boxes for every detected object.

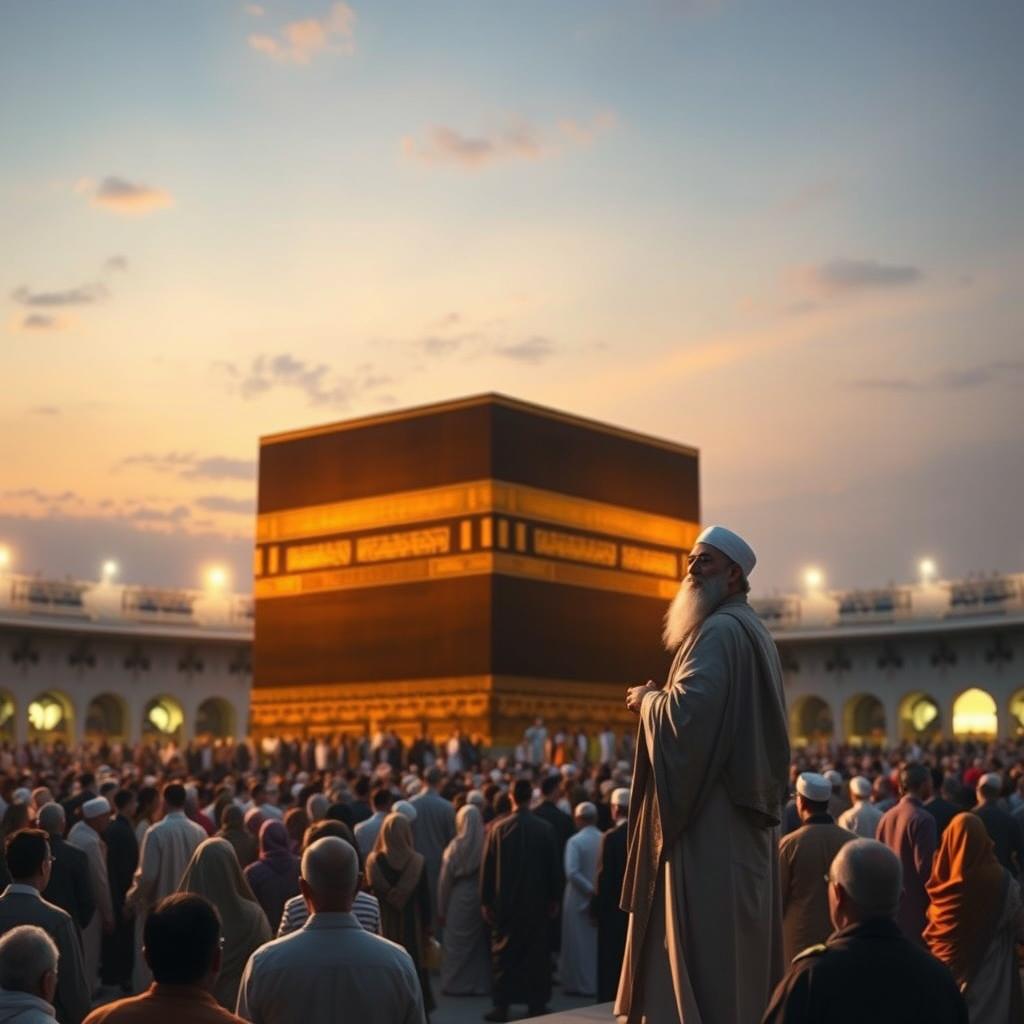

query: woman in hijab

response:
[178,837,271,1009]
[366,812,435,1015]
[219,803,258,868]
[284,807,308,853]
[924,813,1024,1022]
[437,804,491,995]
[244,819,301,931]
[244,807,265,839]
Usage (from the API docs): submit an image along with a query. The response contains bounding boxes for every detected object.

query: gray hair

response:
[830,839,902,919]
[0,925,58,994]
[301,836,357,903]
[306,793,329,822]
[36,802,65,836]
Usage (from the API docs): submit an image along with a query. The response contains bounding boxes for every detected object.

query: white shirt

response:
[838,799,884,839]
[237,911,425,1024]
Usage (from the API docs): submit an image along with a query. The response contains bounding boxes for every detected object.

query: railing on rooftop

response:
[0,573,252,633]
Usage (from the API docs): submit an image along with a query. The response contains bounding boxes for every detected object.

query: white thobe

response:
[560,824,602,996]
[838,800,883,839]
[125,810,206,992]
[67,821,114,989]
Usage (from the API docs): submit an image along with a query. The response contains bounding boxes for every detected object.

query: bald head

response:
[830,839,902,926]
[300,836,357,914]
[36,803,65,837]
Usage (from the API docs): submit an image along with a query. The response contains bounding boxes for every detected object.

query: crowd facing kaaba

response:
[1,725,1023,1023]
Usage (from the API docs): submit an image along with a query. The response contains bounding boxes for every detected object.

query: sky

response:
[1,0,1022,596]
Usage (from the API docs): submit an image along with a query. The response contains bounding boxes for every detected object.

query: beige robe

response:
[615,595,790,1024]
[125,810,207,992]
[67,821,114,990]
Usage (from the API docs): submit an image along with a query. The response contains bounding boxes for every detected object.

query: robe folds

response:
[481,809,562,1010]
[615,595,790,1024]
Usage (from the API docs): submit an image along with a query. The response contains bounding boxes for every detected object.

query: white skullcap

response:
[824,770,844,789]
[83,796,111,819]
[466,791,485,808]
[393,800,418,822]
[611,787,630,809]
[978,772,1002,791]
[693,525,756,577]
[849,776,872,799]
[796,772,832,803]
[574,801,598,820]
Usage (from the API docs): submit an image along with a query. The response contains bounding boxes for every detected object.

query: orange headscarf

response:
[923,812,1006,986]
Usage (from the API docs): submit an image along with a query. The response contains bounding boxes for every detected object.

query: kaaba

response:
[251,394,700,747]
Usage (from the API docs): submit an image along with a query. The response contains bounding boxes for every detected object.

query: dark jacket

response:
[0,885,92,1023]
[924,796,962,839]
[592,822,629,1003]
[761,917,968,1024]
[974,803,1024,875]
[42,834,95,931]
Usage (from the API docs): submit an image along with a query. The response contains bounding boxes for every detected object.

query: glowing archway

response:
[85,693,128,740]
[789,696,833,746]
[195,698,235,740]
[843,693,886,746]
[1009,690,1024,735]
[898,691,941,742]
[952,688,997,739]
[0,691,15,741]
[27,691,73,742]
[142,695,184,740]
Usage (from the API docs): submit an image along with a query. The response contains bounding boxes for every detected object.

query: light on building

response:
[918,557,937,583]
[0,545,11,571]
[102,559,119,582]
[205,565,229,591]
[803,567,824,590]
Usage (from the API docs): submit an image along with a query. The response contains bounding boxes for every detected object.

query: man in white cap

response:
[560,802,602,996]
[617,524,790,1024]
[973,772,1024,875]
[593,788,630,1003]
[778,772,855,964]
[838,777,883,838]
[67,796,115,993]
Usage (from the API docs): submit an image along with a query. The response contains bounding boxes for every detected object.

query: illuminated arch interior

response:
[952,688,997,739]
[843,693,886,746]
[1010,690,1024,734]
[142,695,184,738]
[27,691,73,740]
[898,691,941,741]
[195,697,235,739]
[789,695,833,746]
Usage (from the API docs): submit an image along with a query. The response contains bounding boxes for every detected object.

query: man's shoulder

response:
[0,888,71,925]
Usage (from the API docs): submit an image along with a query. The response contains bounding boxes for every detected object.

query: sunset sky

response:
[2,0,1021,594]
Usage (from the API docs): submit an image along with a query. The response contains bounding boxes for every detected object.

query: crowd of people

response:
[0,725,1022,1022]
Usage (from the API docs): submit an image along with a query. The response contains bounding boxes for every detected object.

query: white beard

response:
[662,573,730,650]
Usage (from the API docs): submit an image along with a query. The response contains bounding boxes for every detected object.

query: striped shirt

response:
[278,891,381,937]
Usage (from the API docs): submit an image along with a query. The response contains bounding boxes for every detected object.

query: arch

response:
[85,693,128,741]
[195,697,236,740]
[0,690,14,741]
[27,690,73,743]
[898,691,942,742]
[1009,689,1024,736]
[142,694,184,741]
[843,693,886,746]
[952,687,997,740]
[789,695,833,747]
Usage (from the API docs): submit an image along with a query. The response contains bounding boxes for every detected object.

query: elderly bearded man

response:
[616,525,790,1024]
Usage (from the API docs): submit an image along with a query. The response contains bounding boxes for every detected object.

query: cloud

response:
[127,504,191,524]
[224,353,390,408]
[4,488,80,506]
[249,2,355,64]
[807,258,922,292]
[29,405,61,416]
[493,336,556,364]
[11,283,106,307]
[402,111,616,168]
[80,176,173,215]
[118,451,256,481]
[849,360,1024,392]
[19,313,60,331]
[105,255,129,272]
[195,495,255,515]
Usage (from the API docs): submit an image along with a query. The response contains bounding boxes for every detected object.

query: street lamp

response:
[0,545,11,571]
[205,565,228,591]
[803,567,824,591]
[918,557,937,584]
[101,559,119,582]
